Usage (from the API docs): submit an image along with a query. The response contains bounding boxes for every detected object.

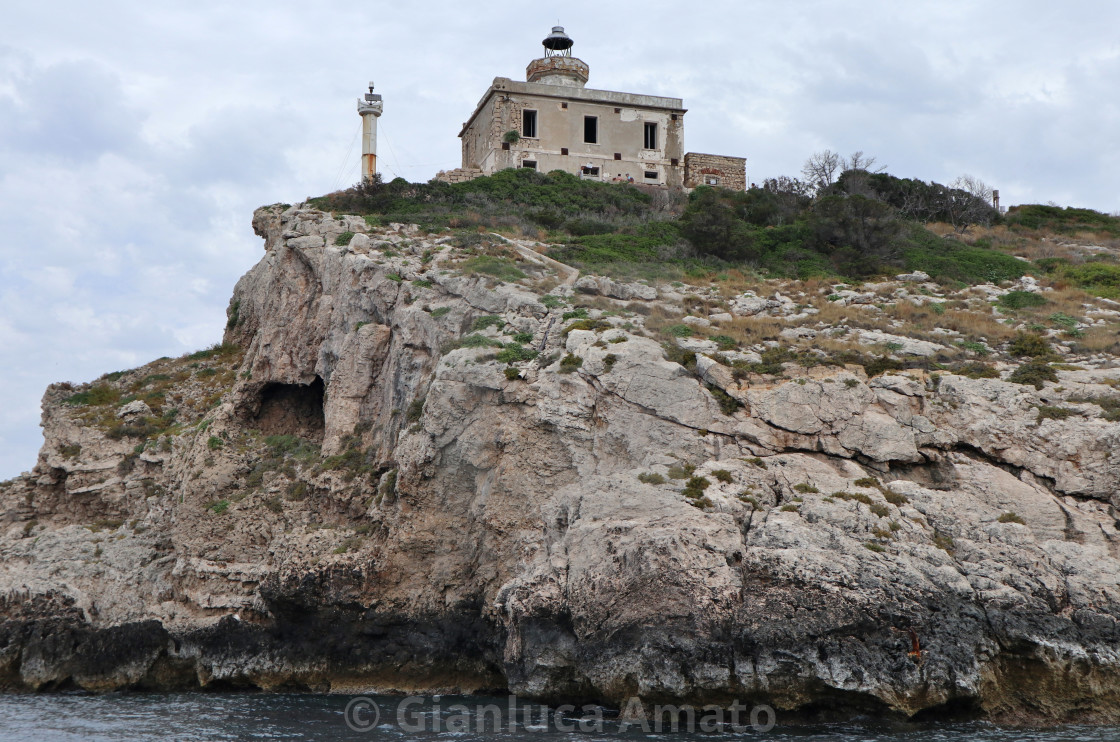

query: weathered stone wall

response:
[684,152,747,191]
[435,168,483,184]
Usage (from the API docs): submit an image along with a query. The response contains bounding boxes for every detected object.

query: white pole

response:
[357,82,383,182]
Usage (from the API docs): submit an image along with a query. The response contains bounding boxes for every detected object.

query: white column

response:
[357,87,383,182]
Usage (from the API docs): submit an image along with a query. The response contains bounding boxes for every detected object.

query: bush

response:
[665,324,693,338]
[638,472,666,485]
[707,384,742,416]
[207,436,224,450]
[406,397,425,422]
[334,231,355,246]
[998,290,1048,310]
[495,344,538,363]
[711,335,737,351]
[682,476,711,499]
[461,256,526,282]
[503,366,522,381]
[667,464,695,480]
[471,315,504,331]
[954,361,1000,379]
[1036,405,1075,421]
[559,354,583,373]
[1007,361,1058,389]
[712,469,733,483]
[602,353,618,372]
[430,306,451,318]
[65,384,120,406]
[1008,333,1052,358]
[794,483,818,493]
[998,512,1026,524]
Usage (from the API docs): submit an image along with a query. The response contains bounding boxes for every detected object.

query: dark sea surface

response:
[0,693,1117,741]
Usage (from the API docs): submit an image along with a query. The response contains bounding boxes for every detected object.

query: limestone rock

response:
[3,205,1120,723]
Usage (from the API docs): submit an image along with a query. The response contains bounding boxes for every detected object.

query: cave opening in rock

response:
[254,377,325,442]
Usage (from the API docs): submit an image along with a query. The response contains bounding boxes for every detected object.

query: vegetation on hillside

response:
[309,162,1120,287]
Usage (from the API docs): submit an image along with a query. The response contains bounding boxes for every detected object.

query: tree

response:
[801,150,841,194]
[945,175,998,232]
[842,151,887,174]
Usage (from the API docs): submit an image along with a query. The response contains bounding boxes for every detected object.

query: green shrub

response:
[882,489,909,506]
[430,306,451,318]
[833,491,873,505]
[853,477,879,488]
[1008,361,1058,389]
[562,308,589,321]
[461,256,526,282]
[65,384,120,406]
[503,366,522,381]
[744,457,767,469]
[707,384,742,416]
[563,319,611,336]
[794,483,818,493]
[207,436,224,450]
[412,278,433,288]
[602,353,619,372]
[208,499,230,515]
[334,231,355,246]
[863,356,905,378]
[1036,405,1075,421]
[226,299,241,330]
[665,324,693,338]
[933,532,954,552]
[540,294,566,309]
[711,334,737,351]
[954,361,999,379]
[870,503,890,518]
[559,354,583,373]
[864,542,885,553]
[712,469,733,484]
[495,344,538,363]
[512,331,534,344]
[406,397,425,423]
[780,504,799,512]
[472,315,504,331]
[638,472,666,485]
[682,476,711,499]
[667,464,695,480]
[998,512,1026,524]
[1008,332,1052,357]
[998,290,1047,310]
[1064,262,1120,299]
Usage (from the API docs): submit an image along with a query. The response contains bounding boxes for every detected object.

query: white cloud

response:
[1,0,1118,476]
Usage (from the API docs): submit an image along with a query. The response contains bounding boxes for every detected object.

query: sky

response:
[1,0,1118,478]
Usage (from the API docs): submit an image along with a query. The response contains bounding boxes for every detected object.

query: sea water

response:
[0,693,1116,741]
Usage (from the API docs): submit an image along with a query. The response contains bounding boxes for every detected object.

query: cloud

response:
[0,0,1118,476]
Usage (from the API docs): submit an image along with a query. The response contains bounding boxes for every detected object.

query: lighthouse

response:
[357,82,383,182]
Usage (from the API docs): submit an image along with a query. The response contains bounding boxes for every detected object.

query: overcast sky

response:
[1,1,1117,477]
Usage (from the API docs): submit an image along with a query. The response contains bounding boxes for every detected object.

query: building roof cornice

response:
[458,77,686,138]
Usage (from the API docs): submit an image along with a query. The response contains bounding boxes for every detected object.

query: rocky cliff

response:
[2,204,1119,723]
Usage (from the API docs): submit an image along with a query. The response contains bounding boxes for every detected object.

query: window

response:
[705,175,721,186]
[644,171,658,180]
[584,116,598,144]
[643,122,658,150]
[522,110,537,138]
[561,102,568,109]
[521,160,537,170]
[614,153,622,160]
[561,147,569,156]
[670,158,679,167]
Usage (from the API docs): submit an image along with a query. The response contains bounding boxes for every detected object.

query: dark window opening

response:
[614,153,622,161]
[580,164,600,176]
[705,175,721,186]
[584,116,598,144]
[614,107,621,114]
[643,122,658,150]
[670,158,679,166]
[644,171,658,180]
[561,147,569,156]
[522,110,537,138]
[501,142,510,151]
[561,102,568,109]
[671,113,678,121]
[521,160,538,170]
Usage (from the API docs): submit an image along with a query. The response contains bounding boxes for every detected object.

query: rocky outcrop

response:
[2,204,1120,723]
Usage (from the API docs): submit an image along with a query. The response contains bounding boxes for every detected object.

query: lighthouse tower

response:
[357,82,383,181]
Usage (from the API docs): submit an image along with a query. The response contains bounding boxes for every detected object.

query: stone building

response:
[438,27,745,190]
